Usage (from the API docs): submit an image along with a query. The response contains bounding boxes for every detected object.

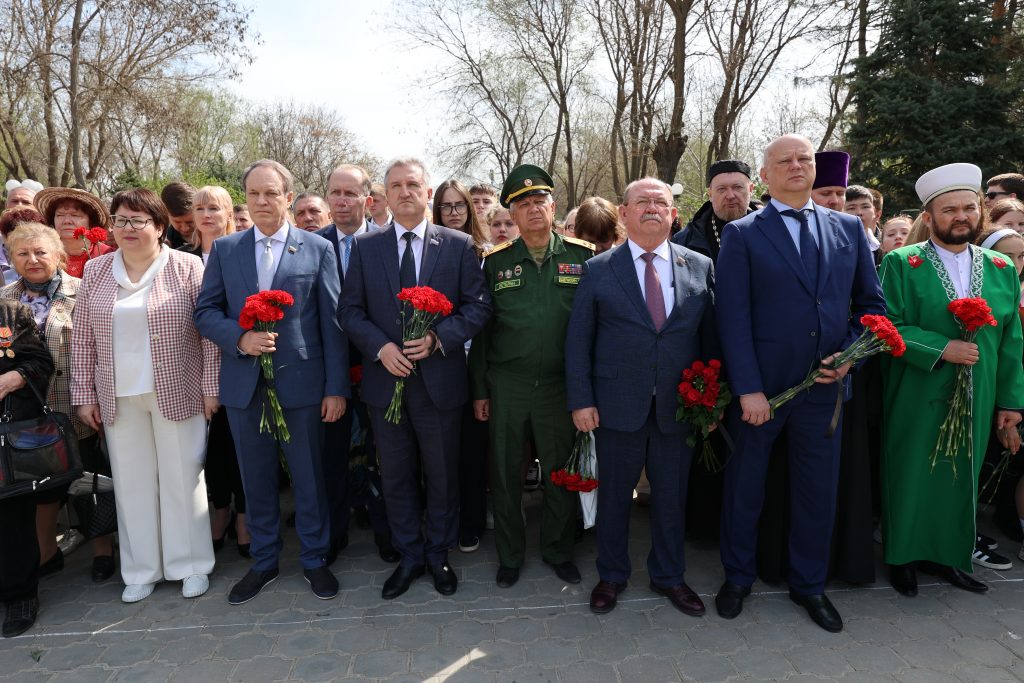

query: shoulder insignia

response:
[483,240,515,257]
[563,236,596,252]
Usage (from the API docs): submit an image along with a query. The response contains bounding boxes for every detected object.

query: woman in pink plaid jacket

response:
[70,188,221,604]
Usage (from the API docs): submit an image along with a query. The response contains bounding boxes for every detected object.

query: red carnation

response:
[73,227,88,240]
[948,297,997,332]
[993,257,1008,269]
[238,289,295,442]
[907,254,924,268]
[350,365,363,385]
[708,359,722,369]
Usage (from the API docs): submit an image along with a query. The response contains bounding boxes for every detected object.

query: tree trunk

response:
[69,0,86,188]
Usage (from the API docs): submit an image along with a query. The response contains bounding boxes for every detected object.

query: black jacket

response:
[0,300,54,421]
[671,200,761,264]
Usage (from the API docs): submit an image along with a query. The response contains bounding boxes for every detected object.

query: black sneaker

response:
[3,597,38,638]
[458,534,480,553]
[303,566,339,600]
[228,568,279,605]
[977,534,998,551]
[524,460,541,491]
[972,545,1012,570]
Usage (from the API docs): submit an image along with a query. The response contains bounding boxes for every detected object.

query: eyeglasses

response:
[986,191,1011,200]
[109,216,154,231]
[631,198,672,210]
[438,201,468,215]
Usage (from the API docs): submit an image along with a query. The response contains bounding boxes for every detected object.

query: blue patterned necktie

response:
[341,234,353,275]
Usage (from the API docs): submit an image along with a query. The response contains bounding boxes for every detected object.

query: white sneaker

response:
[182,575,209,599]
[122,583,155,603]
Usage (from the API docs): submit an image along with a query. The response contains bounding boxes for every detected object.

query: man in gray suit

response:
[340,158,491,600]
[566,177,717,617]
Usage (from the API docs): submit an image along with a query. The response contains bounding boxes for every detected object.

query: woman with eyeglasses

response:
[431,179,490,553]
[33,188,113,278]
[433,180,492,258]
[71,188,220,604]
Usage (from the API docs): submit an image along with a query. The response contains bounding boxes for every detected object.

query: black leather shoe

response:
[3,597,38,638]
[382,564,425,600]
[428,562,458,596]
[212,510,236,552]
[496,565,520,588]
[228,568,279,605]
[919,561,988,593]
[237,543,251,559]
[353,506,371,530]
[715,581,750,619]
[374,533,400,563]
[544,560,581,584]
[304,566,339,599]
[789,590,843,633]
[38,549,64,578]
[325,536,349,567]
[91,555,115,583]
[590,580,627,614]
[889,563,918,597]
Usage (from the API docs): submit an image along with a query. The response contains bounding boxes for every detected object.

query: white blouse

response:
[111,247,169,397]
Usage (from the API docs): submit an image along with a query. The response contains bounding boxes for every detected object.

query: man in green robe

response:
[880,163,1024,597]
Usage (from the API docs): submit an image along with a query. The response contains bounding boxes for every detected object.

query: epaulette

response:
[564,236,596,252]
[483,240,515,257]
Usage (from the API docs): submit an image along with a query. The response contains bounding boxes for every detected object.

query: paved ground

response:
[2,492,1023,682]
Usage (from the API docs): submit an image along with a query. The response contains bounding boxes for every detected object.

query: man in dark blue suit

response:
[316,164,398,566]
[340,158,491,599]
[714,135,885,632]
[195,159,349,605]
[566,177,717,617]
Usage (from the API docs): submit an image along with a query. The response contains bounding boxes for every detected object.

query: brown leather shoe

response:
[590,580,627,614]
[650,582,705,616]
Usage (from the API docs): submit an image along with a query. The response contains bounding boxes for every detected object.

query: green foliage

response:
[848,0,1024,210]
[109,165,245,204]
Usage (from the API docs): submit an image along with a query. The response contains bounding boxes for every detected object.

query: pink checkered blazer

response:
[70,249,220,425]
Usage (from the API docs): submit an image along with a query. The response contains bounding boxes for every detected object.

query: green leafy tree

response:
[848,0,1024,211]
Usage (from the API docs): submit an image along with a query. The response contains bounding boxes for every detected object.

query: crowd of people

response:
[0,133,1022,642]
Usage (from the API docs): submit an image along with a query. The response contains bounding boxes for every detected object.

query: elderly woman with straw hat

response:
[33,188,112,278]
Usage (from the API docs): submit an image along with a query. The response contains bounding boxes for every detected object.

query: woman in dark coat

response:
[0,299,56,637]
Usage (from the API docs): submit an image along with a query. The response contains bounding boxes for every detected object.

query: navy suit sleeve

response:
[565,258,598,411]
[843,219,886,350]
[715,223,764,396]
[194,240,243,355]
[317,240,349,398]
[339,237,393,359]
[433,237,492,352]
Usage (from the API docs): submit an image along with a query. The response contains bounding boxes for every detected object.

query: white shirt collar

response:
[336,221,368,241]
[626,238,671,262]
[256,222,290,243]
[931,240,971,260]
[771,197,815,214]
[395,218,427,242]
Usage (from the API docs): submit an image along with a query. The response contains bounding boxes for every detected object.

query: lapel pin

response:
[676,256,685,266]
[430,236,440,246]
[287,245,297,254]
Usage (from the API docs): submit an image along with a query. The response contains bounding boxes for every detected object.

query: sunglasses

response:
[986,191,1011,200]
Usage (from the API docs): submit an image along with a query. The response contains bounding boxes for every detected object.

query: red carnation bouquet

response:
[349,365,363,386]
[73,226,108,254]
[675,359,732,472]
[931,297,998,475]
[551,430,599,527]
[239,290,295,441]
[769,314,906,414]
[385,286,454,424]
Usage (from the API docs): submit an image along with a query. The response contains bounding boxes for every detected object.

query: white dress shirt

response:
[336,221,369,276]
[253,223,290,282]
[111,247,169,397]
[394,219,427,279]
[627,239,673,319]
[771,198,820,253]
[932,241,972,299]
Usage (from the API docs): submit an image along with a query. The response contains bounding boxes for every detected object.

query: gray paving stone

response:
[674,651,737,682]
[953,665,1018,683]
[546,612,603,638]
[109,661,176,682]
[442,619,495,646]
[786,645,853,676]
[891,641,965,671]
[555,661,620,683]
[330,625,387,653]
[894,616,961,642]
[470,641,528,671]
[844,618,908,645]
[686,624,746,653]
[351,650,409,678]
[616,655,681,682]
[272,630,333,657]
[288,652,351,682]
[156,634,218,663]
[496,664,558,682]
[387,621,440,650]
[167,659,236,682]
[408,645,470,676]
[840,643,908,674]
[727,647,796,679]
[33,643,105,671]
[895,671,960,683]
[947,636,1016,667]
[96,639,161,668]
[578,634,640,663]
[229,655,295,683]
[215,632,277,660]
[515,638,582,666]
[48,666,113,683]
[493,616,546,643]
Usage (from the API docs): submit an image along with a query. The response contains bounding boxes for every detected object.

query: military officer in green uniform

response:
[468,164,595,588]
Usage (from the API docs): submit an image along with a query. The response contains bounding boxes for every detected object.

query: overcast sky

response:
[232,1,449,173]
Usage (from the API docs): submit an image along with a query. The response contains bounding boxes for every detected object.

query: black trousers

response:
[205,410,246,514]
[458,402,488,540]
[0,494,39,602]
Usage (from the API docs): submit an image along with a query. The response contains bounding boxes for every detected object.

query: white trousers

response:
[105,392,214,585]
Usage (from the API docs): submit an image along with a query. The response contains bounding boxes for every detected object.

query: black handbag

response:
[0,380,82,500]
[71,436,117,538]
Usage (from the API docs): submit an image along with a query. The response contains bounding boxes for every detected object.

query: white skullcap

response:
[5,179,44,193]
[915,163,982,206]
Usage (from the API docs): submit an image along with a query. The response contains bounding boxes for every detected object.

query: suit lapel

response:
[239,228,259,293]
[321,225,344,285]
[754,203,814,296]
[419,224,442,285]
[380,224,401,295]
[813,206,844,296]
[664,243,691,326]
[270,226,302,290]
[610,243,654,330]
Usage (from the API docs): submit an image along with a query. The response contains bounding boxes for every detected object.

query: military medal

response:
[0,326,13,353]
[4,349,12,359]
[513,265,522,277]
[496,269,503,281]
[505,269,513,280]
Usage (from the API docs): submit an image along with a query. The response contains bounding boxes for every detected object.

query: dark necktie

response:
[400,231,417,289]
[640,252,666,331]
[781,208,818,286]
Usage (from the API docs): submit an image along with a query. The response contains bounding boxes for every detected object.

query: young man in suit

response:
[317,164,397,566]
[339,158,491,600]
[566,177,716,616]
[195,159,349,605]
[714,135,885,633]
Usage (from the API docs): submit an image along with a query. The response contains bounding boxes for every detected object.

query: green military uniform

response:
[468,165,595,570]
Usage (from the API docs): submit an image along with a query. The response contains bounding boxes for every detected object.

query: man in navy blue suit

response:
[566,177,716,617]
[714,135,885,633]
[195,159,349,605]
[340,158,491,600]
[316,164,398,567]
